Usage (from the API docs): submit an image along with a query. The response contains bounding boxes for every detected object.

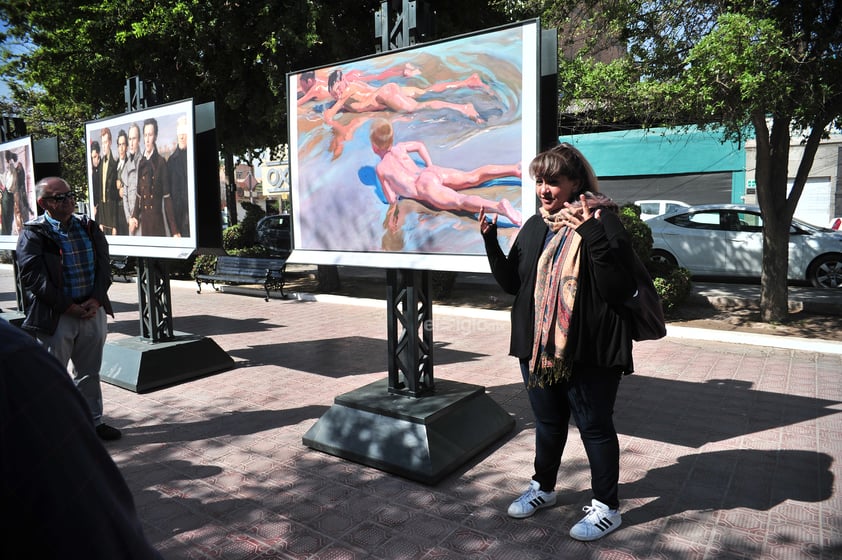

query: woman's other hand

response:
[479,207,497,235]
[561,194,602,228]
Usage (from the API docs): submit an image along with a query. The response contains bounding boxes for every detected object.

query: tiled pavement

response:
[2,266,841,559]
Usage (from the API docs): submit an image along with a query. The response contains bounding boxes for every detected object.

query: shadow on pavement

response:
[617,375,841,448]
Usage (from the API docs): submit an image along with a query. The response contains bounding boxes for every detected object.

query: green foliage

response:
[618,203,690,311]
[191,254,217,280]
[618,204,653,261]
[541,1,841,139]
[226,246,270,258]
[222,224,246,251]
[653,268,692,313]
[221,201,266,253]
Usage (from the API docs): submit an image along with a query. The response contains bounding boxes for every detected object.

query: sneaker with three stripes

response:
[507,480,557,519]
[569,498,622,541]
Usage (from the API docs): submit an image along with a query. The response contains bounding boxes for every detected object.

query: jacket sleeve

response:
[87,219,113,313]
[16,228,74,314]
[574,210,637,305]
[483,224,522,295]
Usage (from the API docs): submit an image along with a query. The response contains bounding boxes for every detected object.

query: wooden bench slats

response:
[196,256,287,301]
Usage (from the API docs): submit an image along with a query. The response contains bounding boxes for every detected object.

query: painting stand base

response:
[303,378,514,485]
[101,331,234,393]
[0,310,24,326]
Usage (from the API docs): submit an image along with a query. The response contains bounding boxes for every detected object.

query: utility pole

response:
[375,0,434,53]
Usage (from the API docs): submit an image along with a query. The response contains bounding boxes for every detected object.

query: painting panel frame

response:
[288,20,541,272]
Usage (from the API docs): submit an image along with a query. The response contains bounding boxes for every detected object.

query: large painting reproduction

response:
[84,99,196,259]
[288,20,540,272]
[0,136,36,251]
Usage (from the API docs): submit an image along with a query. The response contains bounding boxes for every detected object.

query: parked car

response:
[634,199,691,221]
[646,203,842,288]
[256,214,292,258]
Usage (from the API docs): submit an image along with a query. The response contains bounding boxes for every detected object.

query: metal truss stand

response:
[101,259,233,394]
[386,269,434,397]
[304,269,513,485]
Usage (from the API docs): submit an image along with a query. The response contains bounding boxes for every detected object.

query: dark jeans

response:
[520,360,621,509]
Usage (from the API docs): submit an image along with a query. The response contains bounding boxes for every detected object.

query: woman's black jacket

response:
[483,210,638,374]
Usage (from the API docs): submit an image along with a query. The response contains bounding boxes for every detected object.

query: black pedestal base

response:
[1,310,24,326]
[101,331,234,393]
[303,378,514,485]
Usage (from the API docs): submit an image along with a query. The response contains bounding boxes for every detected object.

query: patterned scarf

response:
[528,206,582,388]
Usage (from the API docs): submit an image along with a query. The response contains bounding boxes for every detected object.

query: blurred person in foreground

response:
[16,176,121,441]
[0,317,163,558]
[480,143,638,541]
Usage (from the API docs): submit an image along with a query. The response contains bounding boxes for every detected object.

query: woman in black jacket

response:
[480,143,637,541]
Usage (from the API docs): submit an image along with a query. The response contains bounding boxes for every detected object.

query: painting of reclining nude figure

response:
[289,20,541,272]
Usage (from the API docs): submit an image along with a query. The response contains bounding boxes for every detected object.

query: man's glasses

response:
[44,192,74,202]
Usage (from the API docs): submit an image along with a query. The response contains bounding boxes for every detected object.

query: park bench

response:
[196,255,288,301]
[110,255,135,282]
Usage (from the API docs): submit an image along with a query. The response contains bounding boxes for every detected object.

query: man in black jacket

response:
[16,176,121,441]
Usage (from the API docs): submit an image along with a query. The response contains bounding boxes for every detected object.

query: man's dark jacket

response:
[16,214,113,335]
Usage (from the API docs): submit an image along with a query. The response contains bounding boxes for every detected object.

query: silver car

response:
[646,204,842,288]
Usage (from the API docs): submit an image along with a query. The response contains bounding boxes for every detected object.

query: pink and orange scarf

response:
[528,206,581,387]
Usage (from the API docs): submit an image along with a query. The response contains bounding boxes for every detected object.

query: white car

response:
[646,204,842,288]
[635,199,691,221]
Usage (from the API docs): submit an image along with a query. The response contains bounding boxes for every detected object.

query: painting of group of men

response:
[0,145,35,237]
[88,113,190,238]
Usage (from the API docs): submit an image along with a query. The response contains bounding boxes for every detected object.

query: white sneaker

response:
[507,480,557,518]
[569,499,622,541]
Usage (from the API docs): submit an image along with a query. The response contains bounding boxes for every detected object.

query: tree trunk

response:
[760,218,790,322]
[754,113,791,322]
[753,113,830,322]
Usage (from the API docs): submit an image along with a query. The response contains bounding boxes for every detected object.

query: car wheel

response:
[651,249,678,267]
[808,254,842,288]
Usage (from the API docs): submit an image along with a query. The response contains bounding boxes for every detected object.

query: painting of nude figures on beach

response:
[289,20,540,272]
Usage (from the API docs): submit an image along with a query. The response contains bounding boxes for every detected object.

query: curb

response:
[215,284,842,355]
[686,291,842,316]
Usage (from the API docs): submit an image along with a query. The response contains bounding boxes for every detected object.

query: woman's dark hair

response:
[528,142,600,196]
